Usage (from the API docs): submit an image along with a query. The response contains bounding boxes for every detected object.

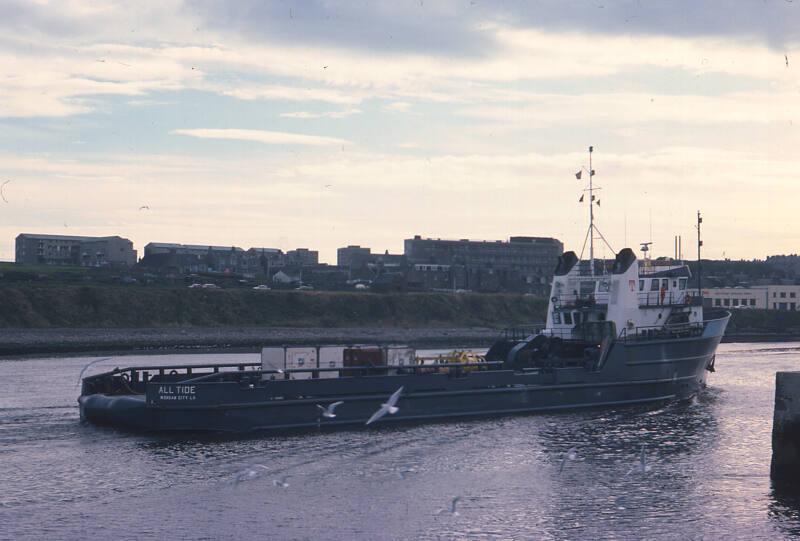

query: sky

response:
[1,1,800,264]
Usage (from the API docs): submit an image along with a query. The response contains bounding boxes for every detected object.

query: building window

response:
[750,299,756,306]
[792,292,797,299]
[774,292,777,298]
[732,299,739,306]
[774,303,778,309]
[781,292,787,298]
[792,303,797,311]
[724,299,730,306]
[780,302,788,310]
[715,299,721,306]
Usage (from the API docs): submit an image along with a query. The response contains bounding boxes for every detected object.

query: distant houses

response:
[12,232,564,293]
[15,233,137,267]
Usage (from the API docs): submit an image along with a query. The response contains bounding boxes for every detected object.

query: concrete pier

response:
[771,372,800,484]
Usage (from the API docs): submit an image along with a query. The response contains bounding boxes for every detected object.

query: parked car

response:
[252,284,271,291]
[188,283,203,289]
[202,283,220,289]
[295,285,314,291]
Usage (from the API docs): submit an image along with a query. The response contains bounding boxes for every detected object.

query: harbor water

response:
[3,343,800,540]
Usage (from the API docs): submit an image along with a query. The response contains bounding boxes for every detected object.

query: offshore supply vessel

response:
[79,148,730,433]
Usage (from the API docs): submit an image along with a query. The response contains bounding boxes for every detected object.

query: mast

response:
[696,211,703,296]
[589,146,594,276]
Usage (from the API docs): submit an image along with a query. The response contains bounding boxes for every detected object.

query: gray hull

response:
[79,314,727,433]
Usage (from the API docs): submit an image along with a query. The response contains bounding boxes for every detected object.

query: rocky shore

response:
[0,326,503,357]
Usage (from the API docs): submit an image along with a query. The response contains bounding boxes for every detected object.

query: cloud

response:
[384,102,412,113]
[279,108,362,119]
[220,85,363,105]
[171,128,351,146]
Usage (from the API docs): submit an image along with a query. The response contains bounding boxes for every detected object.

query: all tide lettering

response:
[157,385,197,401]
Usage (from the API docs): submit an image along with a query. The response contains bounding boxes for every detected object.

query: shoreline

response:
[1,326,798,359]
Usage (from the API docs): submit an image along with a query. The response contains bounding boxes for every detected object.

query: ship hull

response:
[78,320,726,433]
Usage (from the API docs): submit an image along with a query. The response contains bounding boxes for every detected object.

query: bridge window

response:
[553,312,561,324]
[650,279,660,291]
[563,312,573,325]
[679,278,687,290]
[639,280,645,291]
[573,312,582,324]
[580,281,595,295]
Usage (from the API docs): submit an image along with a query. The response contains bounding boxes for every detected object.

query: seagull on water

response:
[559,446,578,474]
[436,496,461,516]
[233,464,269,485]
[317,401,344,419]
[272,475,290,488]
[76,357,113,387]
[627,444,652,475]
[365,386,404,425]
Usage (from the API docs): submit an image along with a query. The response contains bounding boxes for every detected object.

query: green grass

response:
[0,285,549,328]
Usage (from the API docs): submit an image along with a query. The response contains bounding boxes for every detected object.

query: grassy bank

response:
[0,285,548,328]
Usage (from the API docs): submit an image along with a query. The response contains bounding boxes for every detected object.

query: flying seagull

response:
[76,357,113,387]
[0,180,9,203]
[559,446,578,474]
[272,475,290,488]
[317,401,344,419]
[139,205,150,210]
[366,386,404,425]
[436,496,461,516]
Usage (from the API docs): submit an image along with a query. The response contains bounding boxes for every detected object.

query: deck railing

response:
[618,321,704,343]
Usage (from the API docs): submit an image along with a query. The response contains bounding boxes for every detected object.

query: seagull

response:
[786,54,789,67]
[0,180,9,203]
[559,447,578,474]
[396,467,416,479]
[233,464,269,485]
[138,205,150,210]
[627,445,652,475]
[436,496,461,516]
[366,386,404,425]
[76,357,113,387]
[317,401,344,419]
[272,475,290,488]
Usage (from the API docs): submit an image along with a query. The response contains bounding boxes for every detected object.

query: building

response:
[404,235,563,293]
[243,248,285,275]
[285,248,319,266]
[702,285,800,310]
[337,245,372,268]
[15,233,136,266]
[141,243,245,274]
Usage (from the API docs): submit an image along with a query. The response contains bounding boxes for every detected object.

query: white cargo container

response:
[386,346,416,367]
[318,346,345,379]
[285,347,317,380]
[261,347,285,380]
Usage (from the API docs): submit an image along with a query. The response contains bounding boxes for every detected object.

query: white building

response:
[703,286,800,311]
